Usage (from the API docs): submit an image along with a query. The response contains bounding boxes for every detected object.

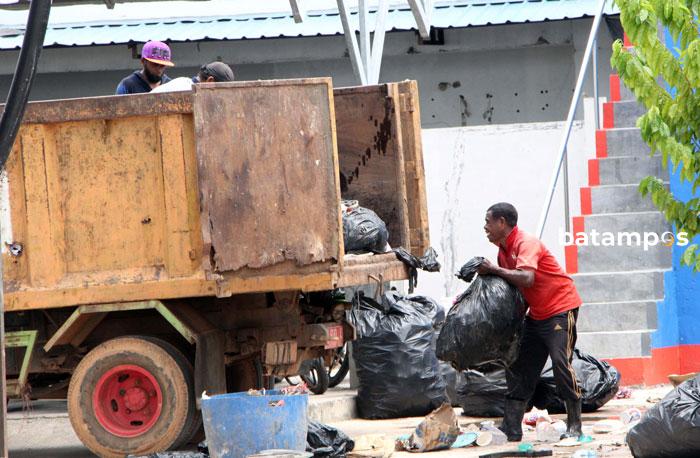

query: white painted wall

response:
[413,98,598,304]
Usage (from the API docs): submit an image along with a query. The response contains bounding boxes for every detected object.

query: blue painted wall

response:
[651,29,700,350]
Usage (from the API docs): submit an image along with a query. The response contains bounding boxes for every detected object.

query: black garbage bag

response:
[627,374,700,458]
[348,291,449,419]
[342,206,389,253]
[531,349,620,413]
[439,363,464,407]
[457,366,508,417]
[436,257,527,370]
[306,420,355,458]
[393,247,442,292]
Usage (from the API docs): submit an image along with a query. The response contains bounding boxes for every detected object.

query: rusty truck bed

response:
[2,79,429,311]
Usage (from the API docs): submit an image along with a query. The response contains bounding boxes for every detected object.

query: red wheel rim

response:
[93,364,163,438]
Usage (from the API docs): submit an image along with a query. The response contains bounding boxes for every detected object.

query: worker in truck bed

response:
[116,40,174,94]
[477,202,583,442]
[150,61,235,93]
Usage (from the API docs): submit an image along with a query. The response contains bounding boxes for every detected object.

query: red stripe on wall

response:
[588,159,600,186]
[572,216,585,237]
[580,187,592,215]
[564,244,578,274]
[604,345,700,386]
[609,74,621,102]
[603,102,614,129]
[595,130,607,158]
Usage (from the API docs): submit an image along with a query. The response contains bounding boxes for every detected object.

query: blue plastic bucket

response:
[201,390,309,458]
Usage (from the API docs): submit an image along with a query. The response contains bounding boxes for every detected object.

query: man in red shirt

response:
[477,202,583,442]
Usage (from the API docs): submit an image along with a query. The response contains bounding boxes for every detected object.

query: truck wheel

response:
[67,336,197,458]
[328,344,350,388]
[300,358,330,395]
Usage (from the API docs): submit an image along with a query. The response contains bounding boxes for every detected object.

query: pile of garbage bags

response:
[348,292,448,419]
[627,373,700,458]
[531,349,621,413]
[436,257,527,370]
[342,204,389,253]
[454,349,619,417]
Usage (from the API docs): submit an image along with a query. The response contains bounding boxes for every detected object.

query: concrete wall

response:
[0,17,617,128]
[648,27,700,372]
[413,98,597,304]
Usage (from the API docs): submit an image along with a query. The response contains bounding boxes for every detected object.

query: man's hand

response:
[477,258,497,275]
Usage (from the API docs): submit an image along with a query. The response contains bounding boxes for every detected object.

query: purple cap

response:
[141,40,174,67]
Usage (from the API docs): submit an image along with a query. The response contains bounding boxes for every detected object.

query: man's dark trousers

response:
[506,308,581,402]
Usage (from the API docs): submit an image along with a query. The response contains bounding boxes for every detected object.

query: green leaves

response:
[613,0,700,268]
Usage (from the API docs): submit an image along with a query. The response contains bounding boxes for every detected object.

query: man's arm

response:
[477,258,534,288]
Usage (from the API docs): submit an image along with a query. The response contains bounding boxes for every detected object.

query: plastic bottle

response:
[535,421,561,442]
[620,407,642,425]
[572,450,598,458]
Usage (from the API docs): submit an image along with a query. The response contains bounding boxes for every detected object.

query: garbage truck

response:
[2,78,430,457]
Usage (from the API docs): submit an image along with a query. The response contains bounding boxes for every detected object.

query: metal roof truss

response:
[290,0,433,85]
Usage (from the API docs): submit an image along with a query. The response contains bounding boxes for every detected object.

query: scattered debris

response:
[402,403,460,452]
[615,386,632,399]
[306,420,354,458]
[349,434,394,458]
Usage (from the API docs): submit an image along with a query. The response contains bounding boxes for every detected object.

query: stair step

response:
[589,184,667,214]
[578,301,657,332]
[597,156,666,185]
[577,330,653,358]
[602,128,651,157]
[583,211,670,235]
[577,242,672,272]
[607,101,647,128]
[573,270,666,303]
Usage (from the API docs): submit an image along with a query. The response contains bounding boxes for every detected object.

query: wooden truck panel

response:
[1,79,428,311]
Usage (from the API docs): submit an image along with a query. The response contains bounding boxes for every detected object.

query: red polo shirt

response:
[496,226,581,320]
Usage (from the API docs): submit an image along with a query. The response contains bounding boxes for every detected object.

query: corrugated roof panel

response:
[0,0,619,50]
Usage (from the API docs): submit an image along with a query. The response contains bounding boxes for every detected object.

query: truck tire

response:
[300,358,330,395]
[67,336,197,458]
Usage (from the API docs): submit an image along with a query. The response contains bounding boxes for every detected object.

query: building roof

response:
[0,0,618,50]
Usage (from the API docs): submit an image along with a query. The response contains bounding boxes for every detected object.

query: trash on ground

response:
[404,403,460,452]
[591,419,624,434]
[615,386,632,399]
[342,205,389,253]
[348,292,448,419]
[478,421,507,446]
[128,453,208,458]
[531,349,620,413]
[457,366,508,417]
[248,451,313,458]
[437,256,527,370]
[523,407,551,427]
[619,407,641,425]
[571,450,598,458]
[627,373,700,458]
[535,419,566,442]
[349,434,394,458]
[306,420,355,458]
[477,448,552,458]
[451,432,478,448]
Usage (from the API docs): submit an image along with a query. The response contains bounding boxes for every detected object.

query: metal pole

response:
[563,147,571,234]
[592,37,600,129]
[0,2,52,455]
[536,0,607,239]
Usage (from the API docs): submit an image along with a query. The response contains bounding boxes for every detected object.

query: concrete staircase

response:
[567,74,671,362]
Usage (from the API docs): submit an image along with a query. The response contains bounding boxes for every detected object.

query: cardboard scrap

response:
[404,403,461,452]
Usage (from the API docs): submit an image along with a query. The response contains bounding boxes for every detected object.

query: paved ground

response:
[7,384,672,457]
